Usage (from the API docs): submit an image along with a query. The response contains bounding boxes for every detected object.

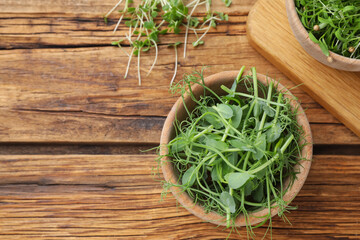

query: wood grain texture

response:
[247,0,360,138]
[0,39,359,143]
[1,0,360,239]
[0,154,359,239]
[0,1,358,144]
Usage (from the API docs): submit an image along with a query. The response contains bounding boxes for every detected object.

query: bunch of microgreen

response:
[157,66,306,238]
[295,0,360,61]
[105,0,230,85]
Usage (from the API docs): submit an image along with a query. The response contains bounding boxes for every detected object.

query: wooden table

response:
[0,0,359,239]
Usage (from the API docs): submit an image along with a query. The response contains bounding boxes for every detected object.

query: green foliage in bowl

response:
[295,0,360,59]
[158,67,309,238]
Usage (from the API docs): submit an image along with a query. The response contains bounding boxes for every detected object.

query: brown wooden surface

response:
[0,0,359,239]
[247,0,360,138]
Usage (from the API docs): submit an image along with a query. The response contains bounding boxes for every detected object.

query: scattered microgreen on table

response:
[158,67,307,238]
[105,0,230,85]
[295,0,360,61]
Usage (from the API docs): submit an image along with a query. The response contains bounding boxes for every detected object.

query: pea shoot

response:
[295,0,360,60]
[158,67,307,238]
[106,0,230,85]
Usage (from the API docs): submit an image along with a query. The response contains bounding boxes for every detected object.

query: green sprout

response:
[295,0,360,60]
[104,0,230,85]
[156,66,308,239]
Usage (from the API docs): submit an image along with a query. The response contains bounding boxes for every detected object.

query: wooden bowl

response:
[160,71,313,227]
[285,0,360,71]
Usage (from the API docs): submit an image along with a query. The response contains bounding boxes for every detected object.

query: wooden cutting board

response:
[247,0,360,138]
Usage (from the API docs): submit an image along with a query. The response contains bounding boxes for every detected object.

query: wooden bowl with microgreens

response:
[286,0,360,71]
[158,67,312,237]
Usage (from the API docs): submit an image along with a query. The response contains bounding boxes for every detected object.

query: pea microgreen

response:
[157,66,308,238]
[104,0,230,85]
[295,0,360,60]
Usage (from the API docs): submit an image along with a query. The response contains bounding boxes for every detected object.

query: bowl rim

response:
[159,70,313,227]
[285,0,360,69]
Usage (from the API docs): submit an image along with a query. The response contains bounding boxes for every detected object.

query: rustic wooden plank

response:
[0,154,358,239]
[0,154,359,185]
[0,0,256,14]
[0,14,245,49]
[0,109,358,144]
[0,111,164,143]
[1,41,357,143]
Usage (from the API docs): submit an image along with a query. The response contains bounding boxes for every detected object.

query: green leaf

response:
[253,101,261,118]
[220,192,236,213]
[174,26,181,34]
[127,7,136,13]
[211,167,219,181]
[228,152,238,166]
[151,11,158,18]
[144,21,155,29]
[203,107,224,129]
[335,29,348,43]
[253,182,264,202]
[182,166,196,186]
[343,6,355,13]
[262,105,275,117]
[142,47,150,52]
[208,156,222,166]
[192,40,204,47]
[318,39,330,56]
[229,80,237,95]
[253,134,266,160]
[229,139,255,152]
[230,105,242,128]
[255,168,266,179]
[159,29,168,34]
[227,172,253,189]
[244,179,255,196]
[308,32,319,44]
[190,17,199,27]
[265,122,282,143]
[214,104,233,119]
[171,138,187,153]
[125,21,132,27]
[221,0,232,7]
[162,4,169,11]
[206,138,228,151]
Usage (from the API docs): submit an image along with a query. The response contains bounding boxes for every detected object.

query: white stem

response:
[189,0,200,16]
[184,21,189,58]
[193,28,198,38]
[113,14,124,33]
[124,48,135,79]
[205,0,210,12]
[138,48,142,86]
[350,41,360,58]
[131,20,140,36]
[147,39,158,76]
[193,24,211,45]
[200,16,220,29]
[157,20,165,28]
[125,33,133,44]
[183,0,201,58]
[170,46,178,86]
[105,0,124,18]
